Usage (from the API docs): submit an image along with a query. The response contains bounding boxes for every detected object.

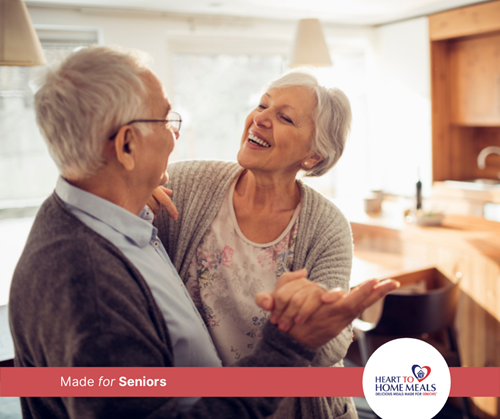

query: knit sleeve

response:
[310,234,354,366]
[298,192,354,367]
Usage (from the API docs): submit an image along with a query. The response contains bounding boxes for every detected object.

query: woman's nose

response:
[174,131,180,140]
[253,110,272,128]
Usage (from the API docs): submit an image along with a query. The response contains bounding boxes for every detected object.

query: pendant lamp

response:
[0,0,46,66]
[289,18,332,68]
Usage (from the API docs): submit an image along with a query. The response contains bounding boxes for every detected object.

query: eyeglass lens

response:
[167,111,181,133]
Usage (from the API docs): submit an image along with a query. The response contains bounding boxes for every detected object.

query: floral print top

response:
[185,178,301,366]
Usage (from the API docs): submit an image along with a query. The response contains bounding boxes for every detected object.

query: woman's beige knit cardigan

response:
[154,160,358,419]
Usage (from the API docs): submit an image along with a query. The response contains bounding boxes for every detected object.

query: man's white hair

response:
[266,69,352,177]
[35,45,153,180]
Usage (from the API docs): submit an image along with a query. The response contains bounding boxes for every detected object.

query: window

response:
[171,53,286,162]
[0,27,99,304]
[0,46,82,204]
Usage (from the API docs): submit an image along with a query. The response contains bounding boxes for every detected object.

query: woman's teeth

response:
[248,133,270,148]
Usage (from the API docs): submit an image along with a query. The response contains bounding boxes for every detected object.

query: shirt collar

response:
[55,176,155,248]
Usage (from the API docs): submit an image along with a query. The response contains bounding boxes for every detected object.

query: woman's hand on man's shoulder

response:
[147,186,178,220]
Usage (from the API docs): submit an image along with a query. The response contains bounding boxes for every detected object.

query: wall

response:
[366,17,432,199]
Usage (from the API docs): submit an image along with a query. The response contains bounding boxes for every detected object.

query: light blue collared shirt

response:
[55,177,222,410]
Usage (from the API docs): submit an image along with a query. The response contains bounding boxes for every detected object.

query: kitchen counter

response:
[432,181,500,218]
[351,249,431,287]
[332,197,408,231]
[333,197,500,263]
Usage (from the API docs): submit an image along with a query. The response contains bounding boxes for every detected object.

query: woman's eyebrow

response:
[280,104,296,112]
[264,93,297,112]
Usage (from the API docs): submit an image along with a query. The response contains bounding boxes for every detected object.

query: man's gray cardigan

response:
[9,192,319,419]
[154,160,357,419]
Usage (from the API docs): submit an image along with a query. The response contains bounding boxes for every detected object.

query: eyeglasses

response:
[109,111,182,140]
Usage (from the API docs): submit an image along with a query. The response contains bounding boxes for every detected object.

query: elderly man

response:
[9,46,396,419]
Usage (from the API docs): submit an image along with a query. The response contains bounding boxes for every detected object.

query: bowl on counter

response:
[472,178,500,185]
[415,212,445,226]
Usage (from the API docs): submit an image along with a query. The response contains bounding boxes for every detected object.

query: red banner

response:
[450,368,500,397]
[0,367,498,397]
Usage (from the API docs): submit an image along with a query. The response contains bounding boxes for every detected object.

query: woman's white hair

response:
[35,45,153,180]
[266,69,352,177]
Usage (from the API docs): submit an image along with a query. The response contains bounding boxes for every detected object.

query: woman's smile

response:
[246,130,271,149]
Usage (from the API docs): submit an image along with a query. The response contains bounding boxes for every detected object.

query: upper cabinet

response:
[429,1,500,41]
[429,1,500,183]
[449,33,500,126]
[430,1,500,127]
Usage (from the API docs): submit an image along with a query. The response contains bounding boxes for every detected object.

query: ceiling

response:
[26,0,489,25]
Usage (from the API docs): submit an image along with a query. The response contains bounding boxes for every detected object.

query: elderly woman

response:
[153,70,355,418]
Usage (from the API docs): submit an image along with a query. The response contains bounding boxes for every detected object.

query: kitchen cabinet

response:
[429,1,500,184]
[450,33,500,126]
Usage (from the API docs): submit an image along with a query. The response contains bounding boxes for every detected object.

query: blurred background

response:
[2,2,500,417]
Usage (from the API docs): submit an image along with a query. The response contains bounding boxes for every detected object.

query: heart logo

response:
[412,364,431,382]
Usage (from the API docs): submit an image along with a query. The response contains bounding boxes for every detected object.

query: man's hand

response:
[288,278,398,349]
[255,269,330,332]
[147,186,178,220]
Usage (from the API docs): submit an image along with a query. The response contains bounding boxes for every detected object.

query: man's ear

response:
[114,125,136,171]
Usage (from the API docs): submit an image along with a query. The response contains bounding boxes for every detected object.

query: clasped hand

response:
[255,270,399,349]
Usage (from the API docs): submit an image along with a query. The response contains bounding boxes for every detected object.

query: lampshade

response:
[289,18,332,68]
[0,0,46,66]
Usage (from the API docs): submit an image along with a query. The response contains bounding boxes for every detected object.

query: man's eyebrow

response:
[164,103,172,117]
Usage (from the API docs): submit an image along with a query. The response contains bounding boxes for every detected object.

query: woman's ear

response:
[306,154,323,169]
[114,125,136,171]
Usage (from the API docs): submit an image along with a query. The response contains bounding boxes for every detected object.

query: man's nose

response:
[174,131,180,140]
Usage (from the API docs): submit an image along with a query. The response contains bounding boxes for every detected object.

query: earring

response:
[303,161,309,166]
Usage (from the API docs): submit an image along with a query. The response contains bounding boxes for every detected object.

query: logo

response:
[412,365,431,382]
[362,339,451,419]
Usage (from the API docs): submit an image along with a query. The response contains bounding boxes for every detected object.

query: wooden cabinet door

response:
[450,33,500,126]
